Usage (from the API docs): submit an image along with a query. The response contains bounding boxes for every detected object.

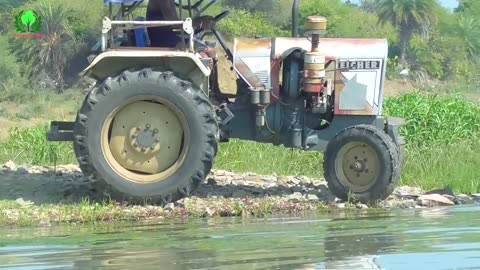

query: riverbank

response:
[1,162,478,227]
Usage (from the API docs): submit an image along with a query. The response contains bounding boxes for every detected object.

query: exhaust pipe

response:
[292,0,299,37]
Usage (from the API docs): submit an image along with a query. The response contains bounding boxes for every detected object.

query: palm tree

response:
[454,15,480,61]
[377,0,438,65]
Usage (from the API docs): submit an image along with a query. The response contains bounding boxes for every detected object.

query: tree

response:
[377,0,438,65]
[359,0,378,13]
[453,15,480,61]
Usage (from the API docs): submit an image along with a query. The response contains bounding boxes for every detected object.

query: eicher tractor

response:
[47,0,406,204]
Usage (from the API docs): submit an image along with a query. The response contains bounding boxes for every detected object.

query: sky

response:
[344,0,460,11]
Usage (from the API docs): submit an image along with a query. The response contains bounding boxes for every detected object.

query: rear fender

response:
[82,49,211,93]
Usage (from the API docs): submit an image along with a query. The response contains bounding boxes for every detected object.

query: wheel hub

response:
[335,142,380,192]
[351,161,364,172]
[105,100,185,178]
[130,125,161,154]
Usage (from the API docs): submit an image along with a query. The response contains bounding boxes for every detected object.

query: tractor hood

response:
[233,37,388,89]
[273,37,388,59]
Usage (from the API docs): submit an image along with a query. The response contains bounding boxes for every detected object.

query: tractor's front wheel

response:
[73,69,218,205]
[323,125,401,204]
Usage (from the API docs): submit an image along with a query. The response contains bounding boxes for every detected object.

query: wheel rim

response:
[334,142,380,193]
[100,96,190,184]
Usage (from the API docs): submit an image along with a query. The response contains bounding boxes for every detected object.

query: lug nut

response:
[146,124,151,129]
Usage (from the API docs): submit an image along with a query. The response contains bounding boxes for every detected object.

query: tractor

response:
[47,0,406,204]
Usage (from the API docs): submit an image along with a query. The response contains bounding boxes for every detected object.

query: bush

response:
[218,9,290,38]
[0,36,20,83]
[383,91,480,147]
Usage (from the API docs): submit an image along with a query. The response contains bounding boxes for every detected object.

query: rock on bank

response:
[0,162,478,215]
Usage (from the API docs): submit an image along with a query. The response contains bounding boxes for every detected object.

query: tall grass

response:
[383,91,480,147]
[0,92,479,193]
[0,126,76,165]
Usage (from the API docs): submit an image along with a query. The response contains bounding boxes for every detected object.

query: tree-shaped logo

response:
[14,10,42,33]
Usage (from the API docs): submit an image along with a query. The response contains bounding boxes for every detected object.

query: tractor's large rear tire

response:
[73,68,218,205]
[323,125,401,204]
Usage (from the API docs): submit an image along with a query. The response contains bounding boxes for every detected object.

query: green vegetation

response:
[0,196,333,227]
[0,126,76,165]
[1,0,479,87]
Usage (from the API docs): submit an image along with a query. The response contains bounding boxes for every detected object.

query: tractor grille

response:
[255,70,270,86]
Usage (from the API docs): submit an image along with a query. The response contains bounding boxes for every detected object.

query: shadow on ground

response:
[0,166,336,205]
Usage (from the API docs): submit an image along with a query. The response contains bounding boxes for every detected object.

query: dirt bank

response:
[0,161,478,226]
[1,161,478,207]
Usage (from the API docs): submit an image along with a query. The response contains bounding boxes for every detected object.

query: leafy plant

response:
[383,91,480,147]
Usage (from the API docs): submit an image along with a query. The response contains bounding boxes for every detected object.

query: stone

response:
[456,194,475,204]
[232,189,248,198]
[337,203,346,209]
[16,167,29,174]
[164,202,175,211]
[306,194,319,201]
[277,176,289,186]
[288,192,304,202]
[425,187,455,197]
[394,186,423,197]
[3,160,16,170]
[245,175,262,183]
[299,176,312,185]
[290,185,305,193]
[15,198,33,206]
[311,180,327,187]
[288,177,301,185]
[213,170,228,176]
[205,207,216,217]
[206,178,217,185]
[356,203,368,209]
[261,175,277,183]
[416,194,455,207]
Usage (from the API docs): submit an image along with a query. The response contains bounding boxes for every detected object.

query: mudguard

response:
[81,48,211,93]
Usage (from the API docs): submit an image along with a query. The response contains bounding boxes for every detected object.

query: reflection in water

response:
[322,218,397,269]
[0,205,479,270]
[73,248,218,270]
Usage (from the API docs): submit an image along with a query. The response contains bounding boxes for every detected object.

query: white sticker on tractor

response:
[340,71,380,110]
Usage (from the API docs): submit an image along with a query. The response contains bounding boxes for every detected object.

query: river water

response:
[0,205,479,270]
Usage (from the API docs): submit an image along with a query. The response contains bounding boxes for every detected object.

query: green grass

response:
[0,198,142,227]
[383,91,480,147]
[0,92,479,194]
[0,85,83,121]
[0,126,76,165]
